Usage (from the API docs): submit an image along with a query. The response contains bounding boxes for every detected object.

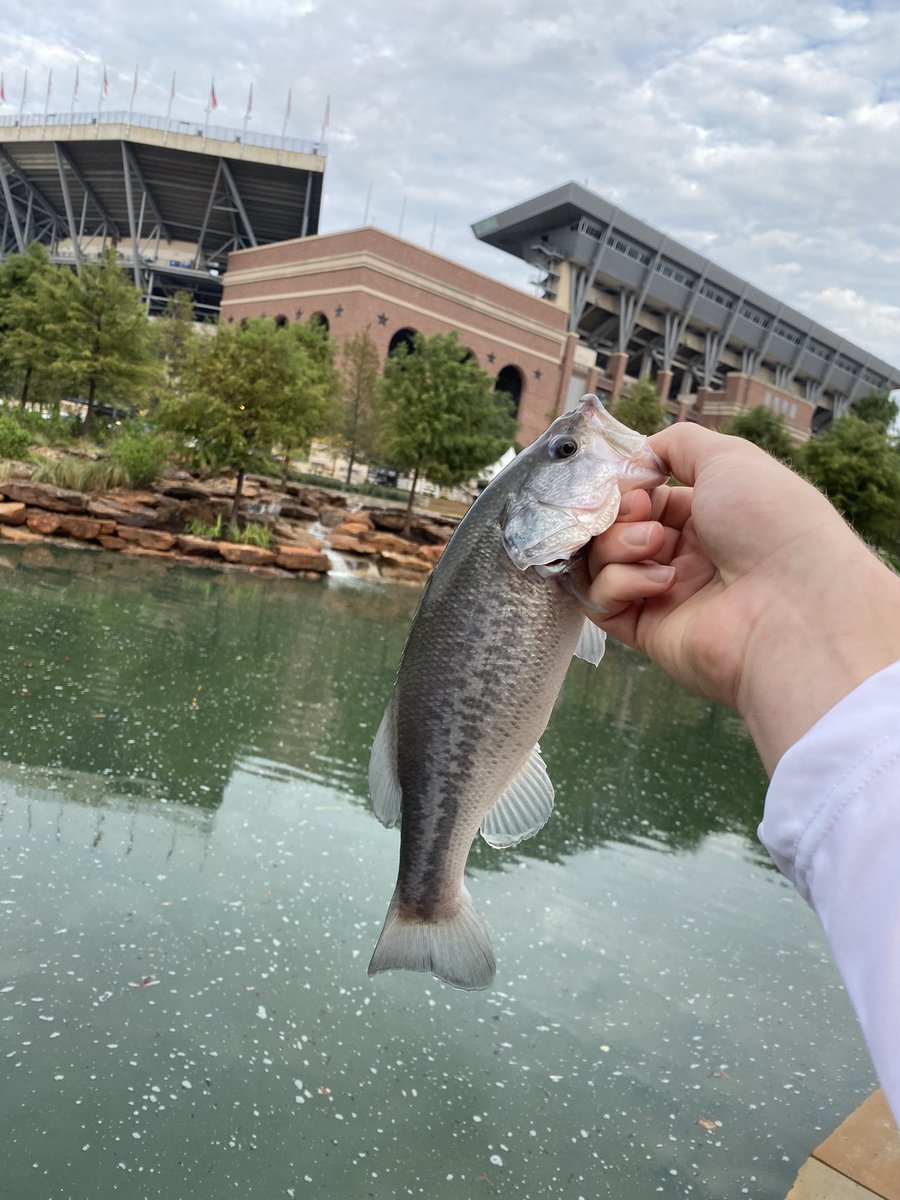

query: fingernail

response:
[622,523,653,547]
[642,563,675,583]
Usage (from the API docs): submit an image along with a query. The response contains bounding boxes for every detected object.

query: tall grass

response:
[30,456,130,493]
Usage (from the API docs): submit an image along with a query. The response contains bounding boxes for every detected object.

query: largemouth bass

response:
[367,395,666,990]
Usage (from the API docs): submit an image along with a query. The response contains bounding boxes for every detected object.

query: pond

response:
[0,543,874,1199]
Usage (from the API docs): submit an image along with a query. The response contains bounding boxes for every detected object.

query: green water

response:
[0,543,873,1199]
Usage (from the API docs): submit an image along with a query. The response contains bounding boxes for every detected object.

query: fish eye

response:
[550,436,579,460]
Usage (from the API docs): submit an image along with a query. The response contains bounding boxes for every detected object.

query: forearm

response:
[759,661,900,1123]
[738,550,900,776]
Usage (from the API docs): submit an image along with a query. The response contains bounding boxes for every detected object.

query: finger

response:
[589,520,667,574]
[587,560,676,619]
[616,489,652,523]
[649,481,693,528]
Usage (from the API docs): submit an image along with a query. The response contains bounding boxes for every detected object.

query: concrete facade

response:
[474,182,900,438]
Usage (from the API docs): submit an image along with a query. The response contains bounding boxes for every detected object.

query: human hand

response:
[587,422,900,773]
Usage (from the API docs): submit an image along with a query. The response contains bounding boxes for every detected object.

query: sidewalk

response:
[788,1090,900,1199]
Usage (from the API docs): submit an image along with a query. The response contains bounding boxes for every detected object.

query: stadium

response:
[0,110,324,317]
[2,113,897,440]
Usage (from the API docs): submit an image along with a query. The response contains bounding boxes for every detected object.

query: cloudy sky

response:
[3,0,899,364]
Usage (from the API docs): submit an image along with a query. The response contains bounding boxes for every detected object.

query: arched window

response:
[495,364,524,419]
[388,327,419,357]
[309,311,330,332]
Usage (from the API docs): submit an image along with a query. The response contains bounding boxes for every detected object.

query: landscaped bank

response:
[0,466,455,584]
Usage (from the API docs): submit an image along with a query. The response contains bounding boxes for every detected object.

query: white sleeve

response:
[758,659,900,1125]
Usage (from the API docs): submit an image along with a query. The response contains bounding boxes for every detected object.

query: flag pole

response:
[126,64,138,133]
[43,68,52,123]
[203,76,216,143]
[164,71,175,144]
[95,65,107,138]
[18,69,28,130]
[241,82,252,157]
[68,65,79,136]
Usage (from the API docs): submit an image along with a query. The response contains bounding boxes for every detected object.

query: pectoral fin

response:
[368,696,402,828]
[480,743,555,849]
[574,619,606,666]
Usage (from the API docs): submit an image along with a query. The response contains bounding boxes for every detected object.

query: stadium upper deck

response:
[0,111,325,315]
[474,182,900,431]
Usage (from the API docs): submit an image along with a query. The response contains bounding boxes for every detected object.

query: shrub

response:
[0,414,31,461]
[107,427,172,488]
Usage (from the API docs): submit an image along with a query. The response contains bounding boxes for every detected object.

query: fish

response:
[367,395,667,990]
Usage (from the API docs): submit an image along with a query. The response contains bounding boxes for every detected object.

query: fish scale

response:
[367,395,666,990]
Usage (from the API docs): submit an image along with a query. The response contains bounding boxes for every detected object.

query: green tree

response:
[155,290,198,399]
[158,318,333,528]
[41,248,159,436]
[613,377,667,435]
[376,331,516,534]
[0,243,63,409]
[852,388,898,432]
[274,319,340,480]
[339,327,380,485]
[800,414,900,552]
[725,405,795,462]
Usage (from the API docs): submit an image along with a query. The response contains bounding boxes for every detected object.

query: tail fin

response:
[367,886,495,991]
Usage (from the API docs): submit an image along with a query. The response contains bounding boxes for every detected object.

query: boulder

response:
[331,521,375,538]
[359,530,423,556]
[26,510,62,536]
[346,510,375,530]
[156,480,213,501]
[278,501,320,522]
[417,543,446,565]
[327,533,376,555]
[175,534,223,558]
[99,535,126,551]
[1,524,45,544]
[270,521,324,549]
[0,501,27,526]
[114,526,176,552]
[56,514,108,541]
[317,504,351,528]
[2,481,88,513]
[275,545,330,573]
[378,550,431,574]
[379,563,429,585]
[87,496,161,527]
[369,509,408,533]
[215,542,277,567]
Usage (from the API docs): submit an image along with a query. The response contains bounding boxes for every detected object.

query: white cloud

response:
[0,0,897,365]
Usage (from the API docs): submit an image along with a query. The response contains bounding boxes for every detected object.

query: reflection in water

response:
[0,544,874,1199]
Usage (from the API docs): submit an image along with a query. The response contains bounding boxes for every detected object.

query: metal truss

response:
[192,158,258,269]
[0,147,63,257]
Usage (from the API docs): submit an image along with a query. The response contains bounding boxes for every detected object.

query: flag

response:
[21,68,27,103]
[132,64,139,96]
[46,68,52,99]
[170,70,176,101]
[245,82,253,119]
[209,78,218,110]
[322,93,330,130]
[0,72,5,104]
[102,65,108,96]
[72,65,79,101]
[284,87,292,121]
